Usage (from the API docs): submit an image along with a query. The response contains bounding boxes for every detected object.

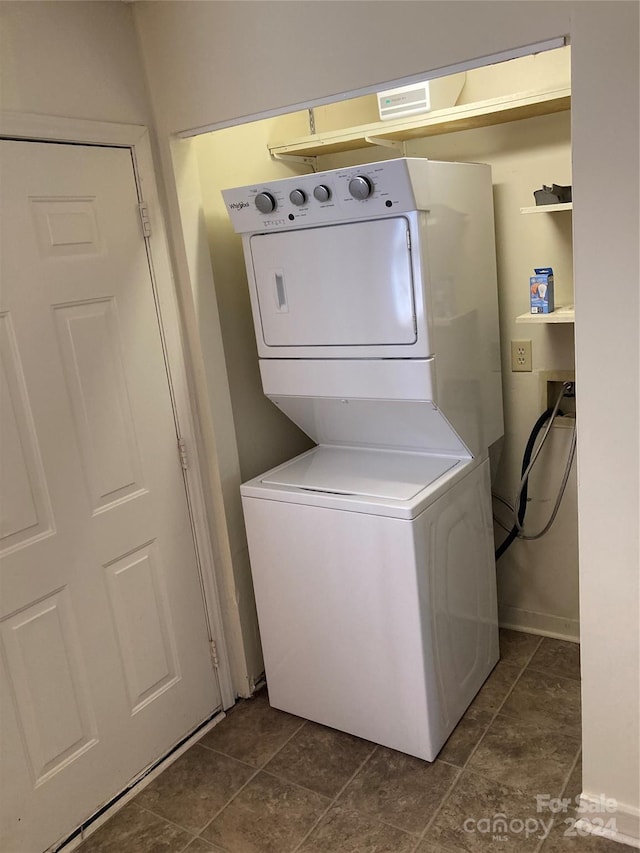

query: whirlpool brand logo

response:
[228,201,249,211]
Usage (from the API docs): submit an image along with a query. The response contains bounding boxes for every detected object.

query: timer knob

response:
[289,189,307,206]
[349,176,373,200]
[255,192,276,213]
[313,184,331,203]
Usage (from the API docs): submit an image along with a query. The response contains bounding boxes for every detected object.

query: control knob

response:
[313,184,331,203]
[348,176,373,200]
[255,192,276,213]
[289,189,307,206]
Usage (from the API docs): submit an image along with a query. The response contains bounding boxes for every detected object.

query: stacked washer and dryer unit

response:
[223,158,503,761]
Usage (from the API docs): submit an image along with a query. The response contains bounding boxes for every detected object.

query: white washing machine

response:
[223,158,502,761]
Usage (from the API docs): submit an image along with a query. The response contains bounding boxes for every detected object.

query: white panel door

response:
[250,217,416,347]
[0,140,221,853]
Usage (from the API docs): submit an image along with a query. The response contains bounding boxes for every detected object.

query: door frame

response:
[0,111,234,709]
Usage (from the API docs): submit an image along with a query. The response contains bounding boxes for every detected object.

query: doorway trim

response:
[0,110,234,709]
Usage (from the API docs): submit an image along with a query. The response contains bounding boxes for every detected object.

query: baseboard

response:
[576,793,640,848]
[499,604,580,643]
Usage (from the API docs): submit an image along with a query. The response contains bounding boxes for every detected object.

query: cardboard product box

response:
[530,267,555,314]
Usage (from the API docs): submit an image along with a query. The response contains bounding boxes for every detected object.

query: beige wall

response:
[132,0,571,133]
[458,46,571,104]
[194,117,314,483]
[571,3,638,836]
[134,1,639,837]
[0,1,151,124]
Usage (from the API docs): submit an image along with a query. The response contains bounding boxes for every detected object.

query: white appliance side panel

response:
[268,397,470,455]
[259,358,436,402]
[418,161,503,454]
[242,497,440,760]
[249,218,416,347]
[415,457,499,744]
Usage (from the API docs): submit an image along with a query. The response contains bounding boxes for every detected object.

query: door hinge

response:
[177,437,188,470]
[209,640,219,669]
[406,230,411,250]
[138,202,152,238]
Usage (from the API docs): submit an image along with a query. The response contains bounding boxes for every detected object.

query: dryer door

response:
[249,217,416,347]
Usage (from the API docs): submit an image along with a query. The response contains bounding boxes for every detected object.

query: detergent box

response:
[530,267,555,314]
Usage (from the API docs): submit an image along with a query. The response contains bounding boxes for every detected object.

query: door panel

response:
[104,543,181,714]
[1,588,98,786]
[0,312,55,553]
[54,297,145,509]
[250,217,416,347]
[0,140,221,853]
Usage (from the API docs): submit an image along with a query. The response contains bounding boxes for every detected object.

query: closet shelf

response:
[520,202,572,214]
[269,87,571,158]
[516,306,575,324]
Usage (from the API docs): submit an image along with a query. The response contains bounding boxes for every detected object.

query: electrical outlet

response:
[511,339,532,372]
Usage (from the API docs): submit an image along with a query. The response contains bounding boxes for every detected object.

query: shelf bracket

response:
[364,136,406,154]
[270,150,318,172]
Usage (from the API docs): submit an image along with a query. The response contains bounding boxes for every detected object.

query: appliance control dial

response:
[289,189,307,206]
[313,184,331,203]
[255,192,276,213]
[348,176,373,200]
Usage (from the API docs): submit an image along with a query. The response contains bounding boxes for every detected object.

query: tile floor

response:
[77,631,623,853]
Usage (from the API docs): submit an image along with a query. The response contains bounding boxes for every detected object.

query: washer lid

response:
[261,446,459,501]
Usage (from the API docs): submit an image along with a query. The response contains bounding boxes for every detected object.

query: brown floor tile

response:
[76,803,191,853]
[265,721,375,797]
[540,816,623,851]
[470,660,522,715]
[501,668,581,737]
[201,770,328,853]
[198,690,304,767]
[426,769,550,852]
[562,754,582,806]
[499,628,542,668]
[298,802,417,853]
[134,744,254,834]
[528,638,581,681]
[438,706,494,768]
[415,842,452,853]
[338,748,458,835]
[183,838,224,852]
[467,713,580,796]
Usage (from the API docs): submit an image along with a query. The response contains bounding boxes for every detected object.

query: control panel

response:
[222,158,424,234]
